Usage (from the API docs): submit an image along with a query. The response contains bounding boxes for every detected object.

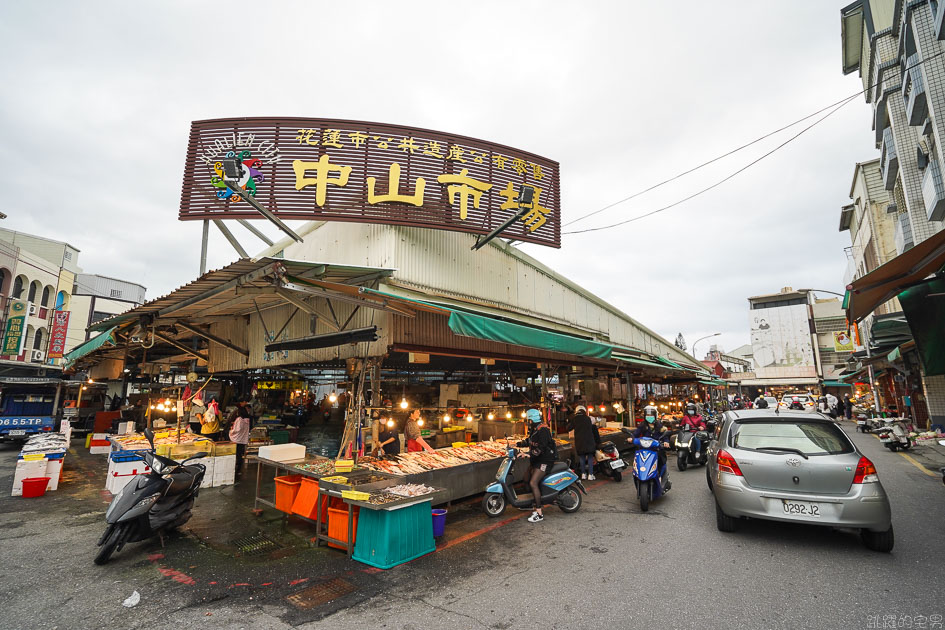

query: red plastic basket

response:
[21,477,50,498]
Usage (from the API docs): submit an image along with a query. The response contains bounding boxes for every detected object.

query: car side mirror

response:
[144,427,155,449]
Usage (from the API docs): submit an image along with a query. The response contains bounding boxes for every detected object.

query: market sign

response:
[2,300,29,356]
[48,311,70,358]
[256,380,306,391]
[833,330,855,353]
[179,117,561,248]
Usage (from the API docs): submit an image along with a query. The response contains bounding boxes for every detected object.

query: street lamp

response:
[692,333,721,361]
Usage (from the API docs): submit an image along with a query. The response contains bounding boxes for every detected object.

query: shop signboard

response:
[832,330,855,353]
[179,117,561,248]
[2,300,29,356]
[48,311,71,358]
[256,380,306,391]
[749,303,816,379]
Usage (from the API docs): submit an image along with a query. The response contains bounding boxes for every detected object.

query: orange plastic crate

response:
[327,506,359,550]
[291,478,329,523]
[273,475,303,513]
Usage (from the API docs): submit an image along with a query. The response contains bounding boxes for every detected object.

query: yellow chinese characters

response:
[498,182,550,232]
[367,163,425,207]
[437,169,492,220]
[292,155,352,206]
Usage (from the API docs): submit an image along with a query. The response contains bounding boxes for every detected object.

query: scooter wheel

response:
[612,470,622,483]
[639,481,651,512]
[482,492,506,518]
[94,523,126,565]
[677,455,688,472]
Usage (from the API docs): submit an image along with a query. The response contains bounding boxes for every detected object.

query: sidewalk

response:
[907,437,945,474]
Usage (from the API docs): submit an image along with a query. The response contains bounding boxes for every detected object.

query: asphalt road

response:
[1,424,943,630]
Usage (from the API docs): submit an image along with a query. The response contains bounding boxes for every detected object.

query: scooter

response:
[594,441,626,482]
[875,418,914,452]
[675,426,710,471]
[622,428,670,512]
[94,428,208,565]
[482,447,586,517]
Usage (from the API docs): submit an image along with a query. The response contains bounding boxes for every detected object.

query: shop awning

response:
[821,380,853,388]
[63,327,117,367]
[614,355,668,370]
[654,356,702,372]
[446,310,612,360]
[898,275,945,376]
[846,228,945,322]
[886,347,901,362]
[698,379,728,386]
[737,377,820,386]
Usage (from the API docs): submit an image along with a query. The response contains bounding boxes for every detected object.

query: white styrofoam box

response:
[212,470,235,487]
[214,455,236,472]
[117,422,135,435]
[45,459,63,491]
[92,433,107,441]
[12,459,49,497]
[107,473,138,495]
[90,446,111,455]
[199,458,216,488]
[257,443,305,462]
[111,460,150,477]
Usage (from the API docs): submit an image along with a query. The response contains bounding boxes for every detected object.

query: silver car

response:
[707,409,893,552]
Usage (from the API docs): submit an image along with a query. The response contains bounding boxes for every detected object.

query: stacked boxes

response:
[199,457,215,489]
[14,432,69,496]
[105,452,152,495]
[212,455,236,487]
[89,433,111,455]
[12,458,48,497]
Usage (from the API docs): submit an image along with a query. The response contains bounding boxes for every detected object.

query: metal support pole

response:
[237,219,275,246]
[213,220,249,258]
[626,371,634,426]
[199,220,209,275]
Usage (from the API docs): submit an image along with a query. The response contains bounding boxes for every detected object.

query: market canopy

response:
[446,310,612,360]
[845,228,945,322]
[62,327,117,368]
[821,380,853,388]
[898,275,945,376]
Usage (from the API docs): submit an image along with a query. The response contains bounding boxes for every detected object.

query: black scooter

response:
[94,428,208,565]
[675,427,710,471]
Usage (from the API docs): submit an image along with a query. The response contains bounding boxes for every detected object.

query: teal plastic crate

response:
[352,501,435,569]
[269,430,289,445]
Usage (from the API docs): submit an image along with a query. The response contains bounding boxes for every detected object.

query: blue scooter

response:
[482,447,587,517]
[622,429,670,512]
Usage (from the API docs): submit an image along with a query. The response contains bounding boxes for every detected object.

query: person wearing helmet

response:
[517,408,556,523]
[633,409,672,484]
[570,405,600,481]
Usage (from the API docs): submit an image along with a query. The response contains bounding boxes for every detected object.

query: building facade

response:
[0,228,145,370]
[841,0,945,426]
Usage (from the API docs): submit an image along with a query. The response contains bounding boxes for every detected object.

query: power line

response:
[563,47,945,233]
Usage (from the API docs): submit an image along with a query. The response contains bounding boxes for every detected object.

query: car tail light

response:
[852,456,878,484]
[717,450,743,476]
[42,426,52,432]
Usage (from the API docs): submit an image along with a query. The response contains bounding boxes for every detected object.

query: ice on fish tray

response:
[386,483,436,497]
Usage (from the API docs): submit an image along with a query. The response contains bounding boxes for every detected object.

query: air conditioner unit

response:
[28,304,37,316]
[30,349,44,362]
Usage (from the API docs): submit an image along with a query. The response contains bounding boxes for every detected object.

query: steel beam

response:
[213,220,249,258]
[175,322,249,357]
[152,331,209,362]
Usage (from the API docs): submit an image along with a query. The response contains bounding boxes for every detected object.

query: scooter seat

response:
[547,461,569,475]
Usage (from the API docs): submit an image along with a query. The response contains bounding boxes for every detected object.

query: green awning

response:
[446,310,612,359]
[821,380,853,388]
[898,275,945,376]
[886,347,901,362]
[63,327,118,367]
[699,379,727,386]
[614,355,667,370]
[655,355,703,372]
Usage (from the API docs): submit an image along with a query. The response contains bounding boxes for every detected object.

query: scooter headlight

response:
[677,441,689,449]
[135,493,161,509]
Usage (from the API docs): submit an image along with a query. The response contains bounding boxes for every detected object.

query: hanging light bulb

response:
[443,414,450,423]
[165,399,172,406]
[466,416,473,422]
[520,411,526,418]
[386,419,394,428]
[150,404,155,410]
[400,397,408,409]
[417,418,424,427]
[505,412,512,419]
[487,413,495,420]
[329,391,338,403]
[156,403,166,411]
[599,405,606,413]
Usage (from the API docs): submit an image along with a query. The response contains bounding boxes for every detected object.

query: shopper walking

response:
[844,394,854,420]
[570,405,599,481]
[229,403,251,481]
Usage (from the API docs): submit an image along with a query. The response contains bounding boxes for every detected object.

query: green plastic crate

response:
[352,501,435,569]
[269,430,289,445]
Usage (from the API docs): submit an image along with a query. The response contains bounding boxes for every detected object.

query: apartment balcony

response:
[922,156,945,221]
[894,212,915,255]
[936,0,945,39]
[880,127,899,190]
[903,53,928,126]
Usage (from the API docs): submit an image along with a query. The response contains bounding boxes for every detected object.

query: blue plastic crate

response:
[109,451,144,463]
[352,500,435,569]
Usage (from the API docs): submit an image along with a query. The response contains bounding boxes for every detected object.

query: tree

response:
[674,333,687,352]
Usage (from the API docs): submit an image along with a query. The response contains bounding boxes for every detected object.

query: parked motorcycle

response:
[622,428,670,512]
[482,447,586,517]
[594,441,626,482]
[675,427,710,471]
[94,428,208,565]
[875,418,914,452]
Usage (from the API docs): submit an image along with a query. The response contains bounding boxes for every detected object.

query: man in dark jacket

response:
[570,405,599,481]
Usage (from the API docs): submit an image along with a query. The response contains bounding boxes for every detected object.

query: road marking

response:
[898,452,938,477]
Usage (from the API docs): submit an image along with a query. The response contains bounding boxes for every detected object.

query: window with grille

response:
[815,317,848,334]
[110,289,122,298]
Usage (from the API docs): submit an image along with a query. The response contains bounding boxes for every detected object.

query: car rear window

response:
[729,421,853,455]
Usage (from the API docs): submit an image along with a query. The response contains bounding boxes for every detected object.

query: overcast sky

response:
[0,1,875,357]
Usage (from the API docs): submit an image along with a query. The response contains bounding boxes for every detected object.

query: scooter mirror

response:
[183,451,208,463]
[144,427,155,449]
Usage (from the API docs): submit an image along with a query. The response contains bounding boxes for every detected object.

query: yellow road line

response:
[899,452,938,477]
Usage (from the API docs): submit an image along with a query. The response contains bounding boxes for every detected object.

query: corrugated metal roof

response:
[88,257,395,333]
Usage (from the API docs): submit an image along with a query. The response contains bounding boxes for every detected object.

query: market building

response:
[839,0,945,427]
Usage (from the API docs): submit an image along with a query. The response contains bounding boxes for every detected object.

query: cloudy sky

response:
[0,1,875,356]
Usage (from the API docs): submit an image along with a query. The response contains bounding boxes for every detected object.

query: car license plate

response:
[781,499,820,517]
[8,430,26,436]
[611,459,625,469]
